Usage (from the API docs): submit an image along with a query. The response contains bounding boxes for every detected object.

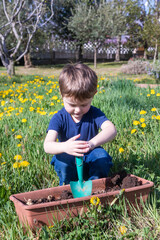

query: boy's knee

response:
[88,152,113,180]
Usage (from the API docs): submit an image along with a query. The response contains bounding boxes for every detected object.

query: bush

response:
[120,59,151,75]
[147,60,160,83]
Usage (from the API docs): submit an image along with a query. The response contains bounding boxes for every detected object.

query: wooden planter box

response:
[10,175,154,231]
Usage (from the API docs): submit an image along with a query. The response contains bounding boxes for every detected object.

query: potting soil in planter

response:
[10,171,154,230]
[25,171,144,205]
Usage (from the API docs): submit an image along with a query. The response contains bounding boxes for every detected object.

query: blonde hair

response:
[59,63,97,101]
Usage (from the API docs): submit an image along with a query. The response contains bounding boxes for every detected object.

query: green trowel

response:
[70,157,92,198]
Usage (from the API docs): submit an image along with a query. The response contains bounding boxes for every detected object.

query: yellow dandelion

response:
[151,108,157,112]
[156,115,160,120]
[17,144,21,147]
[152,115,156,119]
[0,153,2,157]
[119,147,124,153]
[119,225,127,235]
[90,196,100,206]
[20,161,30,167]
[147,94,150,97]
[139,110,147,115]
[133,120,140,125]
[151,89,155,94]
[1,101,5,106]
[141,123,146,128]
[48,225,54,229]
[140,118,145,123]
[51,96,58,100]
[14,155,22,161]
[157,93,160,96]
[22,119,27,123]
[1,162,6,165]
[13,162,21,168]
[131,129,137,134]
[15,135,22,139]
[39,111,47,115]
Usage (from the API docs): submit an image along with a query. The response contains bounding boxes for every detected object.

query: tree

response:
[0,0,53,76]
[109,0,128,62]
[68,0,113,68]
[125,0,160,60]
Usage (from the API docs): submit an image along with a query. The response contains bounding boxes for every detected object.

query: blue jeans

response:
[50,147,113,186]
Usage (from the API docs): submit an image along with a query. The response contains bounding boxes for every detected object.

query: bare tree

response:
[0,0,53,76]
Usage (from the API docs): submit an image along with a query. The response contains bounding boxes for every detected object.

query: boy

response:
[44,63,117,186]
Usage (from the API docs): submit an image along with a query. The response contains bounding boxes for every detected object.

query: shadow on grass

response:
[110,150,160,208]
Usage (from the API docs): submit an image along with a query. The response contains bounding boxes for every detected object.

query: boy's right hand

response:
[64,134,90,157]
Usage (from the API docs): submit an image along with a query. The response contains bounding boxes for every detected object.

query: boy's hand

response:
[64,134,90,156]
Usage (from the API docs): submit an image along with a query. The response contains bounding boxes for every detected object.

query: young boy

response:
[44,63,117,186]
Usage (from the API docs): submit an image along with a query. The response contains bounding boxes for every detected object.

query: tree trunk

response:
[76,44,83,62]
[143,49,147,60]
[94,46,97,69]
[7,60,15,76]
[153,39,158,63]
[115,35,121,62]
[24,52,33,68]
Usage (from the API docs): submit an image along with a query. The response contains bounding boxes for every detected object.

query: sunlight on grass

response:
[0,73,160,239]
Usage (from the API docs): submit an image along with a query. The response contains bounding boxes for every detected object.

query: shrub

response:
[120,59,151,75]
[147,60,160,83]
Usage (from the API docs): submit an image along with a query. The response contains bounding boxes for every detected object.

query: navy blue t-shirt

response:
[47,106,108,142]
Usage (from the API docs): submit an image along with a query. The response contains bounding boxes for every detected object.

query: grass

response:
[0,70,160,239]
[0,61,157,83]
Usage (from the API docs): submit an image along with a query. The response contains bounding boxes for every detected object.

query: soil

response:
[25,170,143,205]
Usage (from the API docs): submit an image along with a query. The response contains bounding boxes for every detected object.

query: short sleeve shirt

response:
[47,106,108,142]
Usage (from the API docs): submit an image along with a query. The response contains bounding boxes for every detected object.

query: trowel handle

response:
[75,157,83,184]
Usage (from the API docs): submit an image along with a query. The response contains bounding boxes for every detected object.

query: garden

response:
[0,63,160,239]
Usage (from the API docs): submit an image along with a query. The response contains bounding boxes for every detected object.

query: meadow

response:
[0,66,160,239]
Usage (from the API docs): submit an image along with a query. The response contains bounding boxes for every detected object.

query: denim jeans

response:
[50,147,113,186]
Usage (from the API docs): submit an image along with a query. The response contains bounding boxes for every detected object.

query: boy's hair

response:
[59,63,97,101]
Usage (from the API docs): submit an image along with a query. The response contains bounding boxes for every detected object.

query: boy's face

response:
[63,96,92,122]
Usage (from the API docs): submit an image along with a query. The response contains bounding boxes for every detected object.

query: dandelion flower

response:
[0,153,2,157]
[17,144,21,147]
[90,196,100,206]
[20,161,30,167]
[151,108,157,112]
[14,155,22,161]
[156,116,160,120]
[157,93,160,96]
[1,162,6,165]
[13,162,21,168]
[51,96,58,100]
[141,123,146,128]
[48,225,54,229]
[147,94,150,97]
[152,115,156,119]
[119,225,127,235]
[133,120,140,125]
[151,89,155,94]
[140,118,145,123]
[119,147,124,153]
[22,119,27,123]
[131,129,137,134]
[139,110,147,115]
[15,135,22,139]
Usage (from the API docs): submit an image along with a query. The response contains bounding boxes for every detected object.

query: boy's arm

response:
[88,120,117,150]
[44,130,90,156]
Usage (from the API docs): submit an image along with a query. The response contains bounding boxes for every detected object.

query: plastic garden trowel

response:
[70,157,92,198]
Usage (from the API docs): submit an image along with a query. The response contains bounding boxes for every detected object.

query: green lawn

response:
[0,73,160,239]
[0,61,156,83]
